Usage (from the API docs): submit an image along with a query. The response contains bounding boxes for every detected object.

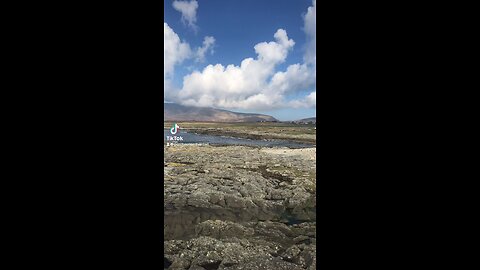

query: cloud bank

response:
[165,0,316,111]
[164,22,216,100]
[177,29,298,110]
[164,22,191,78]
[303,0,316,65]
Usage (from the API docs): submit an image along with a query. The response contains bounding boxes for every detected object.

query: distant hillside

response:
[164,103,278,122]
[294,117,316,123]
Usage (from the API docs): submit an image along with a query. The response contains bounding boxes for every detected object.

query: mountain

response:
[295,117,316,123]
[164,103,278,122]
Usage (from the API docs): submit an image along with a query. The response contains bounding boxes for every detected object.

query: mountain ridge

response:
[295,117,316,123]
[164,103,278,122]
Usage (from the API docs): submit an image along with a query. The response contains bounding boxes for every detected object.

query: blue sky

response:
[164,0,316,121]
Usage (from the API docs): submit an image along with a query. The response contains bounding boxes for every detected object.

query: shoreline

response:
[164,121,316,145]
[186,128,316,145]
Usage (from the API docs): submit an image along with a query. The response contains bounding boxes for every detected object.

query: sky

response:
[164,0,316,121]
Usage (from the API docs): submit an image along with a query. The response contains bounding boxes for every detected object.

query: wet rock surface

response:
[164,144,316,269]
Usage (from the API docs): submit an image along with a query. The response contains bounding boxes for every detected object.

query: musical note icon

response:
[170,123,179,135]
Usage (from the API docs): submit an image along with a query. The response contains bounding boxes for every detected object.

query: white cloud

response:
[168,1,317,111]
[289,91,316,108]
[177,29,295,110]
[195,36,215,62]
[164,79,177,101]
[266,63,315,95]
[306,91,316,106]
[164,22,191,78]
[172,0,199,32]
[164,23,217,101]
[217,93,285,110]
[164,22,191,101]
[303,0,316,64]
[254,29,295,64]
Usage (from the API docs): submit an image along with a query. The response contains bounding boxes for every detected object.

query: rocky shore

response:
[164,144,316,269]
[164,122,316,145]
[187,128,316,145]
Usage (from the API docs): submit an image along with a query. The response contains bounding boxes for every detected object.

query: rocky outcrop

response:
[164,144,316,269]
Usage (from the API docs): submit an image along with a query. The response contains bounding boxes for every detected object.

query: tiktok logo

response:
[167,123,183,145]
[170,123,180,135]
